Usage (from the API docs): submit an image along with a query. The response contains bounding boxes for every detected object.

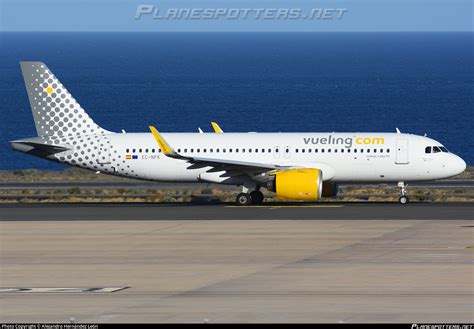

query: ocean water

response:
[0,32,472,169]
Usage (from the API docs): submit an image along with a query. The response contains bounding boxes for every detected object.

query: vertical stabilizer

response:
[20,61,109,137]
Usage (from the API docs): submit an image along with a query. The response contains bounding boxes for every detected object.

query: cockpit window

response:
[439,146,448,153]
[426,145,448,154]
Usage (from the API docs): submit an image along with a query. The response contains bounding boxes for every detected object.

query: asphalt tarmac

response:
[0,202,472,221]
[1,203,473,323]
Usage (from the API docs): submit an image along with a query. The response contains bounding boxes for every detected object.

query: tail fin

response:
[20,61,109,137]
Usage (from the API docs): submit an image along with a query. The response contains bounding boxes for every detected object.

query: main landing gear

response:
[250,190,264,204]
[398,181,409,204]
[236,190,264,206]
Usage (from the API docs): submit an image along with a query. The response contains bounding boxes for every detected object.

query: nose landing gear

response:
[398,181,409,204]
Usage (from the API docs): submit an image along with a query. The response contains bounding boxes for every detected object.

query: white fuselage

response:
[59,132,465,184]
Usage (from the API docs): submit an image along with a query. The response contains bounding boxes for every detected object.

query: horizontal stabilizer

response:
[10,139,71,157]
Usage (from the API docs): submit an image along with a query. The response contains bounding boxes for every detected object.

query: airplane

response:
[11,62,466,205]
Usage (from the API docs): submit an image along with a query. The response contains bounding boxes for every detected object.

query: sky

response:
[0,0,472,32]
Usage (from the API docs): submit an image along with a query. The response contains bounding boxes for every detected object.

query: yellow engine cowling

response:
[268,169,323,201]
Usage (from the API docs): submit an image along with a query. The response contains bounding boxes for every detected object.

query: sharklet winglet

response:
[149,126,187,160]
[211,122,224,133]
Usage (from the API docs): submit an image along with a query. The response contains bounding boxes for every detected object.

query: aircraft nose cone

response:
[451,155,466,176]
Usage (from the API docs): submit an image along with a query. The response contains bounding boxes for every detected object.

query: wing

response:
[149,126,287,174]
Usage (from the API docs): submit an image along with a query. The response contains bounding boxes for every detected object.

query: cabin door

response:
[395,138,409,164]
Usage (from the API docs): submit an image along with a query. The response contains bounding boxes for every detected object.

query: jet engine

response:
[267,169,323,200]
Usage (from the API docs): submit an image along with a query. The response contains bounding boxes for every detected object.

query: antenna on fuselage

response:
[198,127,203,133]
[396,128,401,134]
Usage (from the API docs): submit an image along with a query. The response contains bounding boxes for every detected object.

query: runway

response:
[1,203,473,323]
[0,203,473,221]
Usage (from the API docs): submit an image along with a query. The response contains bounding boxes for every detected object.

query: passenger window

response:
[229,149,232,153]
[367,149,370,153]
[380,149,383,153]
[425,146,431,154]
[347,149,351,153]
[268,149,271,153]
[184,149,187,153]
[190,149,194,153]
[360,149,363,153]
[139,149,142,153]
[308,149,312,153]
[285,148,289,153]
[132,149,136,153]
[203,149,206,153]
[197,149,200,153]
[152,149,155,153]
[321,149,325,153]
[235,149,239,153]
[373,149,376,153]
[255,149,258,153]
[386,149,390,153]
[302,149,305,153]
[223,149,226,153]
[262,149,265,153]
[210,149,213,153]
[145,149,149,153]
[242,149,245,153]
[295,149,299,153]
[126,148,129,153]
[315,149,318,153]
[341,149,344,153]
[334,149,338,153]
[354,149,357,153]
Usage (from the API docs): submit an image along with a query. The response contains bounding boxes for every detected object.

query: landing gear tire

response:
[236,193,252,206]
[250,191,264,205]
[399,195,409,205]
[397,181,409,205]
